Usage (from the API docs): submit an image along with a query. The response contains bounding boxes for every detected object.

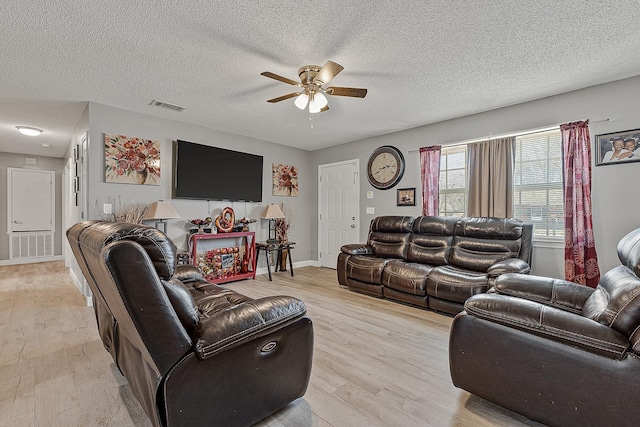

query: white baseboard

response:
[0,255,63,266]
[69,267,93,307]
[254,259,318,276]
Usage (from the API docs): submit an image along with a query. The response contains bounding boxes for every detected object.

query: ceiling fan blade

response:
[266,92,300,103]
[260,71,299,86]
[313,61,344,85]
[326,87,368,98]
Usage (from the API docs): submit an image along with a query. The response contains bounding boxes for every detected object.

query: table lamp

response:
[143,200,181,233]
[261,204,285,244]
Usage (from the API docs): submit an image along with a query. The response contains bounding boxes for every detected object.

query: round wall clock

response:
[367,145,405,190]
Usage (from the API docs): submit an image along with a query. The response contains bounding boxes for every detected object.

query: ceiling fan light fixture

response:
[261,60,366,114]
[309,92,328,114]
[294,93,308,110]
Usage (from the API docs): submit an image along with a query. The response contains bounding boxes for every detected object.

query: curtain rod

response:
[408,118,613,153]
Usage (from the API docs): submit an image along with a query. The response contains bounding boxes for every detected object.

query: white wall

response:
[85,103,312,269]
[310,75,640,279]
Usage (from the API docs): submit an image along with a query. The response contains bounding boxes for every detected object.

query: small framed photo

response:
[595,128,640,166]
[397,187,416,206]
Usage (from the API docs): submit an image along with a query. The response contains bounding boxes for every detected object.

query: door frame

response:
[317,159,360,268]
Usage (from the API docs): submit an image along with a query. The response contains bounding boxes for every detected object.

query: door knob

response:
[351,224,356,229]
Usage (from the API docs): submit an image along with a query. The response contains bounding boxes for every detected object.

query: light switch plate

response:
[103,203,112,214]
[366,207,375,214]
[366,191,373,199]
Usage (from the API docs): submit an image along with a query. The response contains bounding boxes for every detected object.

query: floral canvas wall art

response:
[105,134,160,185]
[272,163,299,196]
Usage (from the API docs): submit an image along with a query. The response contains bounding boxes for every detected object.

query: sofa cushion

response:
[583,265,640,337]
[427,265,489,302]
[412,215,457,235]
[368,216,413,259]
[582,228,640,339]
[449,217,523,272]
[382,260,434,296]
[189,280,253,317]
[161,278,200,334]
[345,255,389,285]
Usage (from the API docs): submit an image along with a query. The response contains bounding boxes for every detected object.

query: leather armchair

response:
[449,228,640,426]
[67,221,313,427]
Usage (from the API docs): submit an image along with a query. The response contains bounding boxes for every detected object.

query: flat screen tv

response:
[173,140,263,202]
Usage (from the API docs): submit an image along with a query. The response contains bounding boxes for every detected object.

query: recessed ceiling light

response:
[16,126,44,136]
[41,143,51,148]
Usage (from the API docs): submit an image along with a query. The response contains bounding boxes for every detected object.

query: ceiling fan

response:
[260,60,367,113]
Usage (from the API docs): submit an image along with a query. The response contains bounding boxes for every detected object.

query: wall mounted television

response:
[173,140,263,202]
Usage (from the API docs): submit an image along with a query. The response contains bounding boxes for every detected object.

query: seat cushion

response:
[382,260,433,296]
[345,255,389,285]
[189,280,253,317]
[427,265,489,302]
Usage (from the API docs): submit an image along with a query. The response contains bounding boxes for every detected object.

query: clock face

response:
[367,146,405,189]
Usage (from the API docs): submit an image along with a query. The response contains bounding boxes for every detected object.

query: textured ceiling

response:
[2,0,640,158]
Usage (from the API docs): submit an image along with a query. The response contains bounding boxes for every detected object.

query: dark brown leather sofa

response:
[449,228,640,427]
[67,221,313,427]
[337,216,533,315]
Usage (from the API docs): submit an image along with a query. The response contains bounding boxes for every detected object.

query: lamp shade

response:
[294,93,309,110]
[309,93,328,114]
[261,204,285,219]
[143,200,181,220]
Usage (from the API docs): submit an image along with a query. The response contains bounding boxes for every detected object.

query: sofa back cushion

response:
[407,216,457,265]
[368,216,414,259]
[583,228,640,339]
[449,217,524,272]
[69,221,193,376]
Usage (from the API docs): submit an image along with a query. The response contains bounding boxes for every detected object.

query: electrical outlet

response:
[366,207,375,215]
[103,203,112,214]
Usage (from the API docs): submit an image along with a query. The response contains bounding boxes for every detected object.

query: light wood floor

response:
[0,262,541,427]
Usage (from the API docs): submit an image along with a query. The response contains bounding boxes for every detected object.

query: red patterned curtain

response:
[560,120,600,287]
[420,145,441,215]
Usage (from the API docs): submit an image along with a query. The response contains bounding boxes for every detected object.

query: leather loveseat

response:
[449,227,640,426]
[67,221,313,427]
[337,215,533,315]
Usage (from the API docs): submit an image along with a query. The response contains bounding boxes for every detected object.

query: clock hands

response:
[374,164,392,175]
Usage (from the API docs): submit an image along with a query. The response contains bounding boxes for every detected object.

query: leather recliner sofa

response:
[449,228,640,426]
[67,221,313,427]
[337,215,533,315]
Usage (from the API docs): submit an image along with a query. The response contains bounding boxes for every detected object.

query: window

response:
[439,145,467,216]
[513,130,564,238]
[436,129,564,239]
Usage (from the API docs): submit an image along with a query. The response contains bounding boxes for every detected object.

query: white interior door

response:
[318,160,359,268]
[8,168,54,232]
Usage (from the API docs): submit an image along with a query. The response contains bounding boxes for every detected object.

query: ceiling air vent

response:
[149,99,185,112]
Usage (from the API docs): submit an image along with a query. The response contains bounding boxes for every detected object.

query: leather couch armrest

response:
[464,294,629,360]
[174,265,204,283]
[494,273,595,314]
[487,258,530,276]
[341,243,373,255]
[194,296,307,359]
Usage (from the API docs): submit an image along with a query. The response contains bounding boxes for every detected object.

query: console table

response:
[189,231,256,284]
[255,241,295,281]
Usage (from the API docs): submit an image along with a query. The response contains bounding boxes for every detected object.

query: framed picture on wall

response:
[397,188,416,206]
[595,128,640,166]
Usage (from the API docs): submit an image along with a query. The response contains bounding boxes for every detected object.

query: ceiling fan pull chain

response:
[309,114,314,129]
